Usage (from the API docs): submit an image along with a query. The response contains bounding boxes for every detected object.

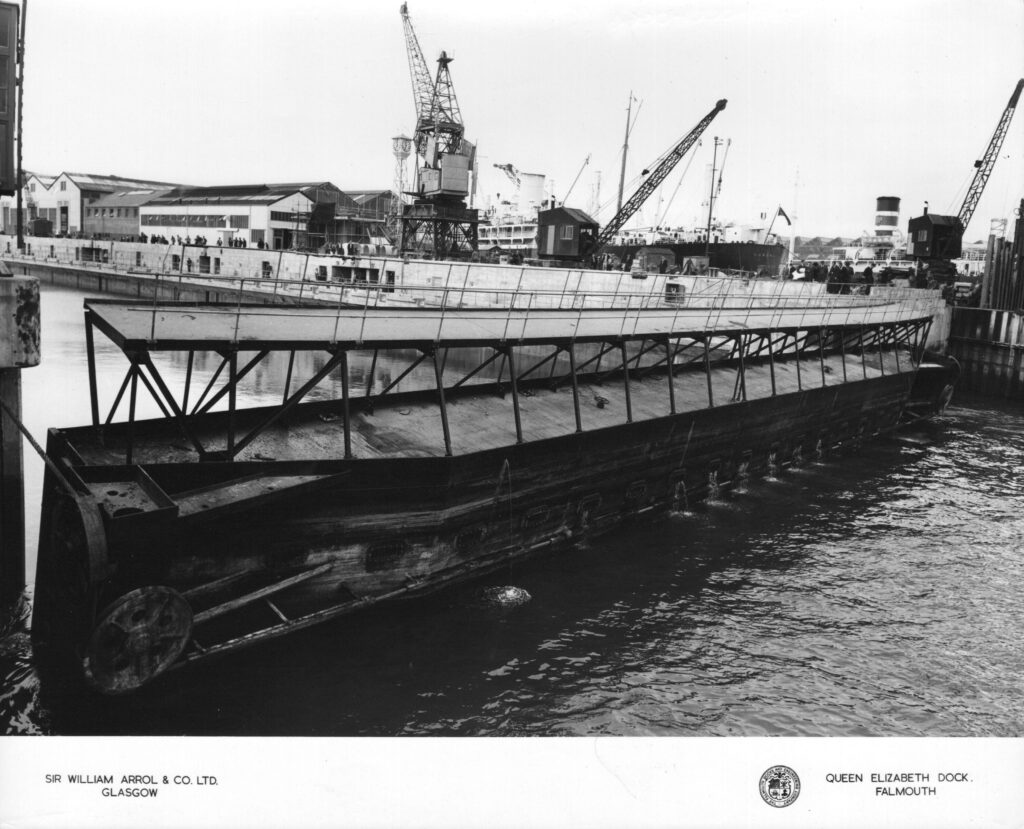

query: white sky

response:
[22,0,1024,241]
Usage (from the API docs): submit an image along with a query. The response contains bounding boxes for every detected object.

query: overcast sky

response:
[23,0,1024,241]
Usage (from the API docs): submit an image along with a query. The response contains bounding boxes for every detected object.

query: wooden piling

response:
[0,271,40,603]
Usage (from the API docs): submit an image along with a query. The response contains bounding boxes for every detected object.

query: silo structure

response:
[874,196,900,237]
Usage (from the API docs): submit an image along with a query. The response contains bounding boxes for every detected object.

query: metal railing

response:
[93,269,943,351]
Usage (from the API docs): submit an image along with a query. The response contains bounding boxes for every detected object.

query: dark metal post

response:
[859,326,868,378]
[431,348,452,457]
[227,350,237,455]
[341,350,352,459]
[105,368,133,425]
[736,334,747,401]
[126,362,139,465]
[767,332,777,396]
[183,351,194,414]
[85,313,99,426]
[506,346,523,444]
[283,350,295,403]
[620,341,633,422]
[818,327,827,386]
[794,332,802,391]
[703,336,715,407]
[665,337,676,414]
[568,345,582,433]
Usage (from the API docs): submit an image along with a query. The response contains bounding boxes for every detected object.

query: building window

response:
[916,230,927,242]
[561,224,575,241]
[59,180,66,191]
[251,229,265,245]
[230,215,249,229]
[29,183,35,192]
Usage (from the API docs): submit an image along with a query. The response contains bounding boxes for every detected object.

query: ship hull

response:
[31,359,952,694]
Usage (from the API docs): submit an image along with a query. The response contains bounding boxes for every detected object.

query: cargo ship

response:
[30,273,956,695]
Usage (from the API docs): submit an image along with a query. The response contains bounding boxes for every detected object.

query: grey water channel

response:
[1,282,1022,736]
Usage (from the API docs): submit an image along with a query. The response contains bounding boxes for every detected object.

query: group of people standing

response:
[135,233,268,249]
[788,260,904,295]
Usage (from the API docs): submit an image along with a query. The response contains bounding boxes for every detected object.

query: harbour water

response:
[1,283,1022,736]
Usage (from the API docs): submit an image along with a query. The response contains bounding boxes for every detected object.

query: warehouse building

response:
[2,171,184,236]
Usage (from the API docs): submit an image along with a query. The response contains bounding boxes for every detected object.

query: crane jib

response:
[589,98,728,255]
[955,78,1023,232]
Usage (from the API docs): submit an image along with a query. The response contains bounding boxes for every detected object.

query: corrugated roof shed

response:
[64,172,186,191]
[148,182,357,209]
[89,189,176,208]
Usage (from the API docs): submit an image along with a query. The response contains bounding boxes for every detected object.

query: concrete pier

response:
[0,269,40,603]
[948,307,1024,399]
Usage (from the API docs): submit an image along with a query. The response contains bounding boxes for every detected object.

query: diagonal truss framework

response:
[84,303,933,466]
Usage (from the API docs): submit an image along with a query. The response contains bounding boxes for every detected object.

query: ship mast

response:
[704,136,721,258]
[616,92,641,214]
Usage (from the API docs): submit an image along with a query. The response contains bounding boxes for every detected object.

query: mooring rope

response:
[0,396,81,498]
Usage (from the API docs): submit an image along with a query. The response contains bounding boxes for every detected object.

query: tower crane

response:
[423,50,464,158]
[909,78,1023,273]
[582,97,727,259]
[396,5,478,259]
[400,3,438,159]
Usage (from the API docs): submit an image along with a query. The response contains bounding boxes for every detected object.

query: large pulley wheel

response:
[83,586,193,695]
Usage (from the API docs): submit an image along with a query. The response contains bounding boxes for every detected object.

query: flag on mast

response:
[777,206,792,225]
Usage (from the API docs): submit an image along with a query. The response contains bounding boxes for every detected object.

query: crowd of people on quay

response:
[787,259,933,294]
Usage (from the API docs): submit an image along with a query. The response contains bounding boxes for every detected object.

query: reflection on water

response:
[2,285,1023,736]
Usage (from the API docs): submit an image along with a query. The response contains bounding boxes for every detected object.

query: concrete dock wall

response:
[1,234,949,351]
[948,307,1024,399]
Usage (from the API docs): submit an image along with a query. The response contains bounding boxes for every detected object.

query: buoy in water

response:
[479,585,532,608]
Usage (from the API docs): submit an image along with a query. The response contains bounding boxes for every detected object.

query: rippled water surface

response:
[1,285,1022,736]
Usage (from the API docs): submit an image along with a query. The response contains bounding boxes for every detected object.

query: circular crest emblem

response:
[759,765,800,808]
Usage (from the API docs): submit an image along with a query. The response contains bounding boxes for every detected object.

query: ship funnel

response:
[874,196,900,238]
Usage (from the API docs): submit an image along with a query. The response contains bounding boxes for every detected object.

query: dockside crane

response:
[909,78,1023,276]
[493,163,521,189]
[400,2,437,160]
[580,97,727,259]
[955,78,1022,239]
[397,5,478,259]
